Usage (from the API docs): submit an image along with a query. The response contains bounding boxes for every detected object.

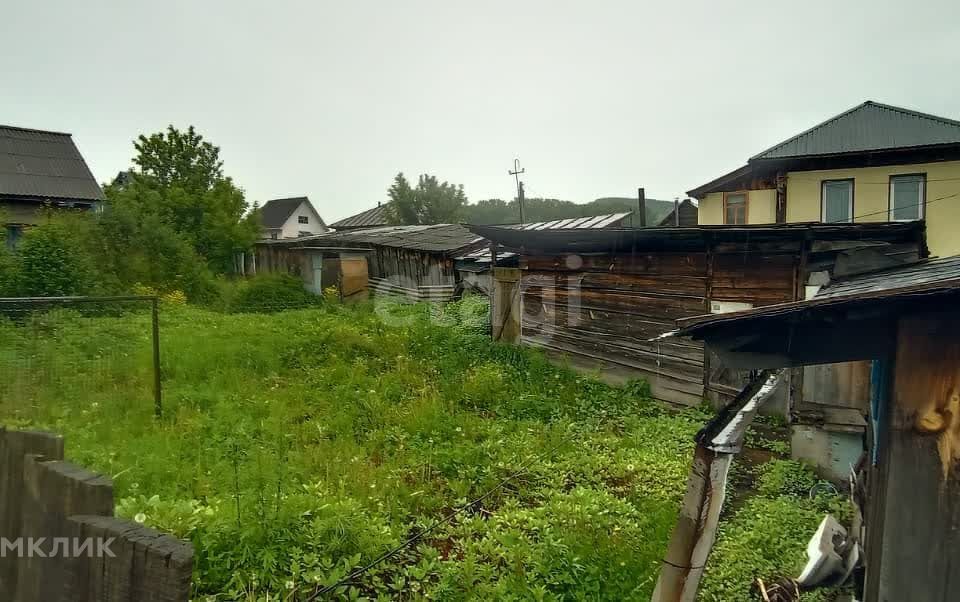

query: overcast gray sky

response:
[2,1,959,221]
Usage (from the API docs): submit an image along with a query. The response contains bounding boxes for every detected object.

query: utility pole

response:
[509,158,526,224]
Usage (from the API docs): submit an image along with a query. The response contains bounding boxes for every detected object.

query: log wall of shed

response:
[518,248,801,406]
[367,247,457,289]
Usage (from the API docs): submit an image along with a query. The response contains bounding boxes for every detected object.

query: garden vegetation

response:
[0,297,845,600]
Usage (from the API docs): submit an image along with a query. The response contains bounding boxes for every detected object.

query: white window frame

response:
[821,179,854,223]
[298,215,309,224]
[888,174,926,221]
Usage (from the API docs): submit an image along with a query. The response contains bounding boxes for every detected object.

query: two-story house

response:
[0,124,105,246]
[259,196,328,239]
[689,101,960,257]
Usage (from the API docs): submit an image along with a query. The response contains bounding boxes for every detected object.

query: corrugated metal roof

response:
[454,212,630,266]
[468,221,924,254]
[500,212,631,231]
[454,245,517,265]
[0,125,104,201]
[674,255,960,338]
[751,101,960,160]
[329,204,390,230]
[273,223,482,254]
[816,255,960,299]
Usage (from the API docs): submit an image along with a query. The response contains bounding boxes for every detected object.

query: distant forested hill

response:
[466,196,675,226]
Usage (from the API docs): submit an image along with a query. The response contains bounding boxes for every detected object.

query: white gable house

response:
[259,196,328,239]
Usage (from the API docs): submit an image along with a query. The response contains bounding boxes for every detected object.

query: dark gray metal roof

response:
[455,212,631,267]
[751,101,960,161]
[276,223,482,254]
[329,204,390,230]
[467,220,923,254]
[260,197,325,228]
[0,125,104,201]
[816,255,960,300]
[673,255,960,339]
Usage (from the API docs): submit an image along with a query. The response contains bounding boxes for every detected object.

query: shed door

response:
[339,256,369,301]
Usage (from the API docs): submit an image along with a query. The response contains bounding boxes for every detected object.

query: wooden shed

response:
[672,255,960,601]
[468,221,925,409]
[253,224,485,302]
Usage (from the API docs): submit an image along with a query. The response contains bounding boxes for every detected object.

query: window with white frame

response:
[298,215,309,224]
[822,179,853,223]
[889,174,925,221]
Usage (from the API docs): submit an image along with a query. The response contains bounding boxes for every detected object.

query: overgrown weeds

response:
[0,300,842,600]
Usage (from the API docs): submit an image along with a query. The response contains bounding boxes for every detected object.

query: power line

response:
[849,191,960,221]
[788,175,960,185]
[305,430,573,600]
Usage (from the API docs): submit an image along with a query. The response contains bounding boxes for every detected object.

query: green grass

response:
[0,300,841,600]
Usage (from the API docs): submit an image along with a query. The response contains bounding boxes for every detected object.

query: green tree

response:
[133,125,223,193]
[385,172,467,225]
[107,125,259,274]
[386,173,419,225]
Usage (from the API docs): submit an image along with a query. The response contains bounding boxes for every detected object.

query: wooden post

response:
[152,298,162,419]
[863,311,960,600]
[491,268,522,343]
[775,173,787,223]
[638,188,647,227]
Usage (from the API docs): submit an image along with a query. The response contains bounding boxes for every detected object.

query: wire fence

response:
[0,296,162,421]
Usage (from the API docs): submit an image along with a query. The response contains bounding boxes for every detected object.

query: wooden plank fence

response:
[0,427,192,601]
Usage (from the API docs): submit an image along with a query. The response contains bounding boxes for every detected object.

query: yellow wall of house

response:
[699,192,724,224]
[697,160,960,257]
[698,189,776,224]
[748,189,777,223]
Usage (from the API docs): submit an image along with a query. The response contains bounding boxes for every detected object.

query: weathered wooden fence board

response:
[0,429,193,602]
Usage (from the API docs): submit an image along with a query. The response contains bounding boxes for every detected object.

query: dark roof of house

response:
[751,101,960,161]
[329,204,390,230]
[467,220,923,254]
[260,197,324,229]
[688,102,960,198]
[658,199,699,227]
[278,223,482,254]
[0,125,104,201]
[673,255,960,341]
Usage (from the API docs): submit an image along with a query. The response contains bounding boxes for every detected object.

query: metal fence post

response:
[152,297,162,418]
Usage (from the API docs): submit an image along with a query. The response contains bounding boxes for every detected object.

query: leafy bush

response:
[228,273,319,313]
[14,217,99,296]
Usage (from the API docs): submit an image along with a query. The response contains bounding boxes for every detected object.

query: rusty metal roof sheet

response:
[751,101,960,161]
[329,204,390,230]
[270,223,482,254]
[0,125,104,201]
